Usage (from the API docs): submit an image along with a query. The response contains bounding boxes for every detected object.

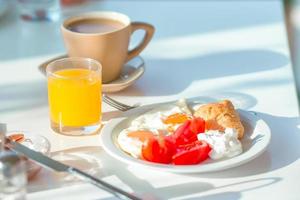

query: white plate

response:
[38,55,145,93]
[100,101,271,173]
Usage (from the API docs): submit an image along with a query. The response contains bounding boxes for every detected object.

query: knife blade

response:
[6,138,141,200]
[7,139,69,172]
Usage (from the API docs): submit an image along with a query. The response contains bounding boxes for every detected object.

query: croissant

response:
[194,100,244,139]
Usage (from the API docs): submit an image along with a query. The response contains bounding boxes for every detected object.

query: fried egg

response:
[117,99,191,158]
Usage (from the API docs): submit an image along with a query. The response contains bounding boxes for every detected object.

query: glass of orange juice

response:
[46,57,102,136]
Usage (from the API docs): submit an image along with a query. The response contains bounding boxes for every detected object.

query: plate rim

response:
[100,107,271,173]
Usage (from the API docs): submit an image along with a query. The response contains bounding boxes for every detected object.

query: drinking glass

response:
[16,0,61,22]
[0,123,6,152]
[46,57,102,136]
[0,151,27,200]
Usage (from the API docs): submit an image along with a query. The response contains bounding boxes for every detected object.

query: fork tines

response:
[102,94,136,111]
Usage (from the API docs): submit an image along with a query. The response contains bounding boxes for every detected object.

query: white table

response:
[1,1,300,199]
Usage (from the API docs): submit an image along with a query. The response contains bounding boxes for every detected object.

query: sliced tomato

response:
[141,117,207,165]
[141,136,176,164]
[190,117,205,135]
[173,141,211,165]
[171,117,205,146]
[172,120,191,145]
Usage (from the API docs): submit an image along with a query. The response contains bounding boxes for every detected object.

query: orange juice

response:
[48,68,101,127]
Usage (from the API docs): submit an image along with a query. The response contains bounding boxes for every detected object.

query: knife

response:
[6,138,141,200]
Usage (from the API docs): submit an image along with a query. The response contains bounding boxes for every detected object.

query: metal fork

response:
[102,94,137,111]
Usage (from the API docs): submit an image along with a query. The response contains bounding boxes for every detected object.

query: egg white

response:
[117,99,192,158]
[118,129,144,158]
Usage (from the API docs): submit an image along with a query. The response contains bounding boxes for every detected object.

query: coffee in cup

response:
[66,18,125,34]
[61,11,155,83]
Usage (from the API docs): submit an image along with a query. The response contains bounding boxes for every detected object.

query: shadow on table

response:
[97,192,242,200]
[117,49,288,96]
[0,80,47,114]
[102,92,257,119]
[187,91,257,110]
[28,144,282,200]
[28,146,104,193]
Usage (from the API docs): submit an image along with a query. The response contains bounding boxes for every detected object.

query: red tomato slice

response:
[173,141,211,165]
[190,117,205,134]
[172,117,205,146]
[141,136,176,164]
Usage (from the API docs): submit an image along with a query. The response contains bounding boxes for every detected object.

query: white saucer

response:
[38,55,145,93]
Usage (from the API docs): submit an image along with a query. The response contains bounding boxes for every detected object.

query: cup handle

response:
[126,22,155,62]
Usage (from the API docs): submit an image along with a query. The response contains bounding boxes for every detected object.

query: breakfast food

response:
[197,128,242,160]
[194,100,244,139]
[117,99,244,165]
[118,100,192,158]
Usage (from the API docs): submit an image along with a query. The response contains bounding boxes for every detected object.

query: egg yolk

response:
[127,131,155,142]
[163,113,190,125]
